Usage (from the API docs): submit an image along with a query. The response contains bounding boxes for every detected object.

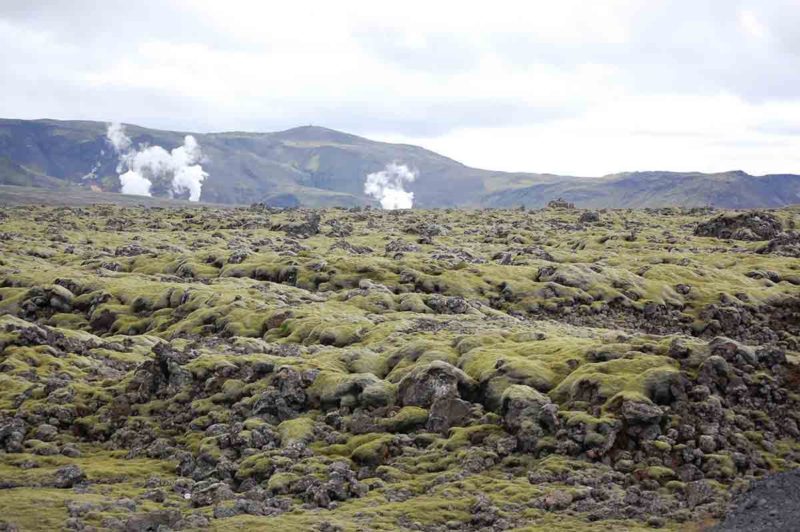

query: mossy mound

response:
[0,204,798,530]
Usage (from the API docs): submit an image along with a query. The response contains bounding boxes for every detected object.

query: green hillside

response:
[1,118,799,208]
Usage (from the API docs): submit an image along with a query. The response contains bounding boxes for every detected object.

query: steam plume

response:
[364,163,416,209]
[106,123,207,201]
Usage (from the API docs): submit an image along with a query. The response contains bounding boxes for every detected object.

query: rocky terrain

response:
[0,203,799,530]
[712,469,800,531]
[2,118,800,208]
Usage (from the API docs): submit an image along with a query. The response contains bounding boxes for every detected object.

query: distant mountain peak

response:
[0,118,798,209]
[272,125,368,144]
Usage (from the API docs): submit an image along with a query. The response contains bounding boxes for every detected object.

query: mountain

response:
[1,118,799,208]
[483,170,800,209]
[0,156,66,189]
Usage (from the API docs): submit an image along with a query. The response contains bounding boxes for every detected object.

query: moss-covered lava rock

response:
[0,203,799,530]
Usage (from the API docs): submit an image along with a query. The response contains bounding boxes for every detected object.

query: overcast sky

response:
[2,0,799,176]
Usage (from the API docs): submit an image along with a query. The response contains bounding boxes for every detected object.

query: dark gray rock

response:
[694,211,782,241]
[397,361,477,408]
[714,469,800,531]
[124,510,180,532]
[52,465,86,488]
[579,211,601,223]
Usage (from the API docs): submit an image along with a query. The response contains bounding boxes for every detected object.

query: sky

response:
[2,0,800,176]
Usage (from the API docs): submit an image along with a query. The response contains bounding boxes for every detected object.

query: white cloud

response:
[739,9,769,40]
[1,0,800,176]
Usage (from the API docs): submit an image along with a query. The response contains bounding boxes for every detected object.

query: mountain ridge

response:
[0,118,798,208]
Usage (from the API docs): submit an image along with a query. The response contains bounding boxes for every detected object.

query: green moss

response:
[278,416,317,446]
[551,354,679,408]
[2,205,798,531]
[307,371,396,409]
[381,406,429,433]
[236,453,276,480]
[351,435,395,466]
[639,465,676,483]
[438,424,505,452]
[267,471,301,494]
[703,454,736,479]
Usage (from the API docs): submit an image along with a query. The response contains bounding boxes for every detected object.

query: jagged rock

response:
[61,444,81,458]
[330,239,373,255]
[316,522,344,532]
[325,461,367,501]
[698,356,733,390]
[397,361,477,408]
[326,219,353,238]
[709,337,759,367]
[124,510,180,531]
[115,243,152,257]
[426,396,473,433]
[0,419,26,453]
[694,212,782,241]
[385,239,420,254]
[191,481,235,507]
[294,463,366,509]
[470,494,504,528]
[126,343,193,402]
[579,211,601,223]
[175,514,210,529]
[405,222,447,238]
[501,385,558,433]
[228,248,251,264]
[500,385,559,451]
[425,295,471,314]
[19,285,75,316]
[541,489,574,511]
[618,400,664,442]
[52,465,86,488]
[756,231,800,258]
[278,213,321,238]
[212,498,286,518]
[33,424,58,442]
[251,367,309,421]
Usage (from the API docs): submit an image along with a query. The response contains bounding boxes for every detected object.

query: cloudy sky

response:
[2,0,799,176]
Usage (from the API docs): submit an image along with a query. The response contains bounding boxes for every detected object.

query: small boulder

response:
[191,481,235,507]
[617,399,664,442]
[756,231,800,258]
[501,384,559,451]
[694,211,782,241]
[708,337,758,367]
[579,211,601,223]
[52,465,86,488]
[397,361,477,408]
[33,424,58,442]
[426,396,473,433]
[124,510,181,532]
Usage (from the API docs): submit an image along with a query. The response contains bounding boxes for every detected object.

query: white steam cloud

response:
[106,123,207,201]
[364,163,416,209]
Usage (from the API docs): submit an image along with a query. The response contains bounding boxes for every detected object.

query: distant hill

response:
[0,118,798,208]
[0,157,65,189]
[483,170,800,209]
[0,185,223,208]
